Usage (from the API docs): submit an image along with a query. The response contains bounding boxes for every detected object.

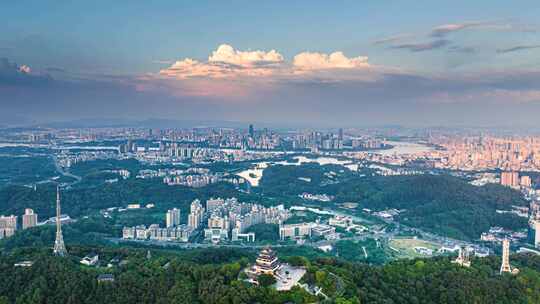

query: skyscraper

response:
[53,187,68,257]
[188,200,204,229]
[22,208,38,229]
[248,124,254,138]
[166,208,181,228]
[501,171,519,188]
[520,175,532,188]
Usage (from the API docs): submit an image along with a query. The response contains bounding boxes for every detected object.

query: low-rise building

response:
[328,215,353,228]
[232,228,255,242]
[279,223,312,240]
[311,224,336,238]
[204,228,229,244]
[14,261,34,267]
[123,224,192,242]
[81,253,99,266]
[97,274,115,283]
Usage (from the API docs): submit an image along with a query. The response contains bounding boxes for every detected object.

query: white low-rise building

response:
[81,253,99,266]
[279,223,312,240]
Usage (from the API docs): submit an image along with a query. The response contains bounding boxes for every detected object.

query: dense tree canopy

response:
[0,246,539,304]
[0,179,254,219]
[260,168,528,240]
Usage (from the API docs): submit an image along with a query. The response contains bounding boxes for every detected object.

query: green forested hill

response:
[260,167,527,240]
[0,246,539,304]
[0,180,253,219]
[0,167,529,241]
[336,174,527,240]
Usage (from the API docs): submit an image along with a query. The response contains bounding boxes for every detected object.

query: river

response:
[236,141,433,186]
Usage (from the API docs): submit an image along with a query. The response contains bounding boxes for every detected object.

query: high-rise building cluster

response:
[166,208,181,228]
[500,171,519,188]
[122,197,290,244]
[113,125,385,158]
[500,171,532,189]
[428,136,540,172]
[0,208,39,239]
[202,197,291,244]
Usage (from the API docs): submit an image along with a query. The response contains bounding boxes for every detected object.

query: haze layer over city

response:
[1,1,540,304]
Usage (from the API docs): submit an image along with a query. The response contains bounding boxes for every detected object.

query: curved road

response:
[52,156,82,186]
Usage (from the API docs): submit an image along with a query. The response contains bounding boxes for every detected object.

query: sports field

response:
[388,237,441,259]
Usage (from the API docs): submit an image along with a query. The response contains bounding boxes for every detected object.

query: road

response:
[52,156,82,186]
[319,205,484,252]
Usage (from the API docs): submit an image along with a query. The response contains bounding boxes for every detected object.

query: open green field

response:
[388,237,442,259]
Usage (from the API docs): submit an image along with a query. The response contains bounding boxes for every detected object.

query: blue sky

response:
[1,1,540,126]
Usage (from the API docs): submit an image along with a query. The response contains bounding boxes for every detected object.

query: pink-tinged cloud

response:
[430,21,498,37]
[155,44,378,97]
[18,65,31,74]
[168,79,254,98]
[138,71,269,98]
[293,51,369,70]
[159,44,372,81]
[424,88,540,105]
[159,58,232,79]
[430,21,536,37]
[373,34,413,45]
[483,89,540,103]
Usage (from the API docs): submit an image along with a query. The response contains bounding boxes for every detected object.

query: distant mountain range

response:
[3,116,539,133]
[2,117,345,130]
[0,114,34,128]
[30,118,276,129]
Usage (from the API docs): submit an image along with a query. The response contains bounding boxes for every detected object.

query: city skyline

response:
[1,2,540,127]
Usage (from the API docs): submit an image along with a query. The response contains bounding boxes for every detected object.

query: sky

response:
[1,0,540,127]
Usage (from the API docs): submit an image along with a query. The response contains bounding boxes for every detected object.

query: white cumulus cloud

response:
[158,44,373,84]
[160,44,285,79]
[208,44,284,66]
[293,51,369,70]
